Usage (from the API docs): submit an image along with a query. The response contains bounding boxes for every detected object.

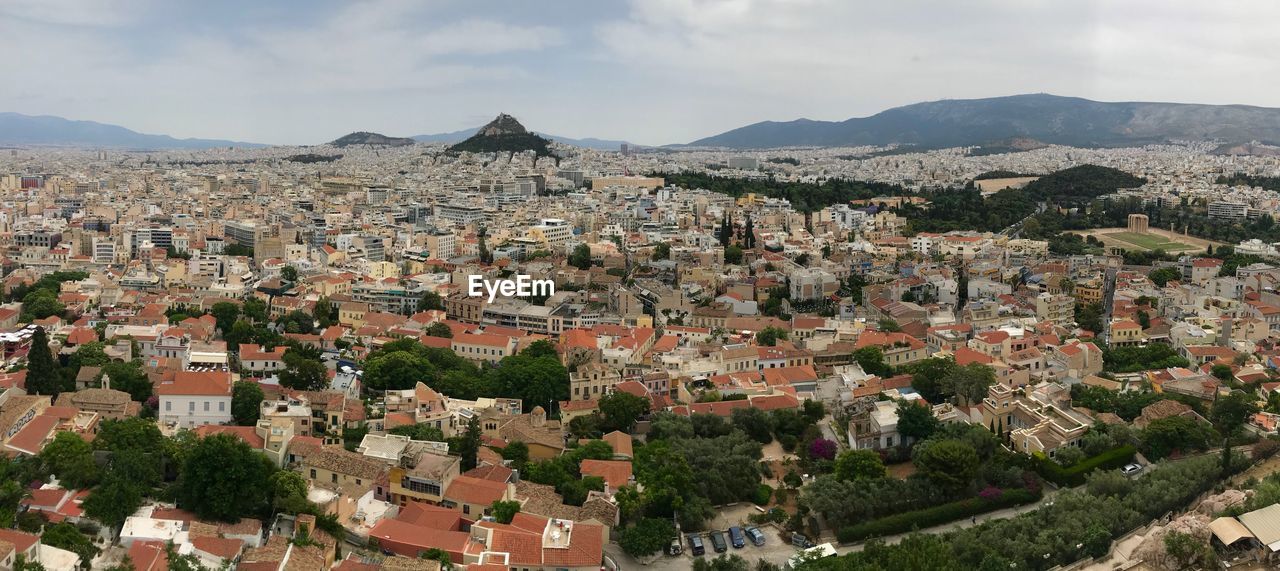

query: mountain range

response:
[0,112,262,149]
[11,94,1280,152]
[688,94,1280,149]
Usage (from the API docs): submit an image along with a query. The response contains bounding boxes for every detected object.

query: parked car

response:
[687,533,705,556]
[729,526,745,549]
[709,530,728,553]
[745,526,766,546]
[1122,463,1143,476]
[667,537,682,556]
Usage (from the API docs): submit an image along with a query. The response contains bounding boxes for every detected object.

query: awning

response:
[1210,516,1256,546]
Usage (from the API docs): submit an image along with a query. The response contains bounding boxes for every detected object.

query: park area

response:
[1072,227,1223,253]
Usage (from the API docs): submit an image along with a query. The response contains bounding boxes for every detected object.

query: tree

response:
[100,361,151,401]
[231,381,265,426]
[852,346,892,377]
[313,296,336,329]
[424,322,453,339]
[568,412,601,440]
[388,423,446,442]
[724,244,744,265]
[242,298,268,322]
[942,362,996,406]
[1054,445,1086,467]
[223,319,255,351]
[20,290,64,322]
[210,302,240,334]
[465,226,493,264]
[501,441,530,471]
[1212,391,1260,472]
[278,310,316,334]
[40,432,99,489]
[82,476,143,529]
[1148,267,1181,287]
[693,554,751,571]
[1141,415,1214,460]
[177,434,274,521]
[278,350,328,391]
[896,400,939,441]
[731,407,775,444]
[25,327,62,396]
[912,439,979,494]
[809,438,837,460]
[280,265,298,283]
[569,244,593,270]
[619,517,676,558]
[41,523,99,566]
[69,341,110,370]
[418,291,444,312]
[599,391,650,433]
[491,500,520,524]
[651,242,671,261]
[1211,364,1234,381]
[756,326,788,347]
[834,449,886,482]
[877,319,901,333]
[458,416,481,472]
[363,351,432,392]
[521,339,559,360]
[487,353,568,413]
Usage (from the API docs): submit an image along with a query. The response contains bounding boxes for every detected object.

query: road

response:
[1100,266,1118,345]
[1002,201,1048,239]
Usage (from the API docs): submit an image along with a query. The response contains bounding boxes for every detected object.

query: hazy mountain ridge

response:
[689,94,1280,149]
[0,112,262,149]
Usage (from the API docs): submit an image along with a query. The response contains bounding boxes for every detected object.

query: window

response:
[463,504,470,515]
[310,469,317,479]
[219,402,226,412]
[189,401,195,412]
[331,473,338,483]
[165,401,172,412]
[204,401,210,412]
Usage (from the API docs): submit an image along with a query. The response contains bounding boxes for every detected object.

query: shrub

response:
[1033,445,1136,487]
[1254,439,1280,462]
[753,484,773,506]
[837,488,1040,542]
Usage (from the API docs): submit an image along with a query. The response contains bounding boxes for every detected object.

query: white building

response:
[155,371,233,429]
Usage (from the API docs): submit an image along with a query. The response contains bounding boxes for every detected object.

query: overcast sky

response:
[3,0,1277,146]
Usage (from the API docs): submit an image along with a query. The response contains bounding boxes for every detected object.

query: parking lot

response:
[605,504,814,570]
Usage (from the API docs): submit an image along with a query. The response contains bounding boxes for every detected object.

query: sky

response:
[3,0,1279,146]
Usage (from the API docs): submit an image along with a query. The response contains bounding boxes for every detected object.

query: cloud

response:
[590,0,1280,142]
[0,0,149,27]
[4,0,1280,145]
[0,0,566,142]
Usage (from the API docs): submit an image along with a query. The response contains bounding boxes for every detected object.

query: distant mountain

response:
[415,125,628,151]
[688,94,1280,149]
[329,131,416,148]
[0,112,261,149]
[449,114,553,156]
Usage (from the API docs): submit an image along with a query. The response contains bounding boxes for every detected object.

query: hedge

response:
[1032,445,1136,487]
[836,488,1040,542]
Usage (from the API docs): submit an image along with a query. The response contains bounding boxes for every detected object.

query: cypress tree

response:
[26,327,62,396]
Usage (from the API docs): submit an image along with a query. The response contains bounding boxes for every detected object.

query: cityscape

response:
[6,2,1280,571]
